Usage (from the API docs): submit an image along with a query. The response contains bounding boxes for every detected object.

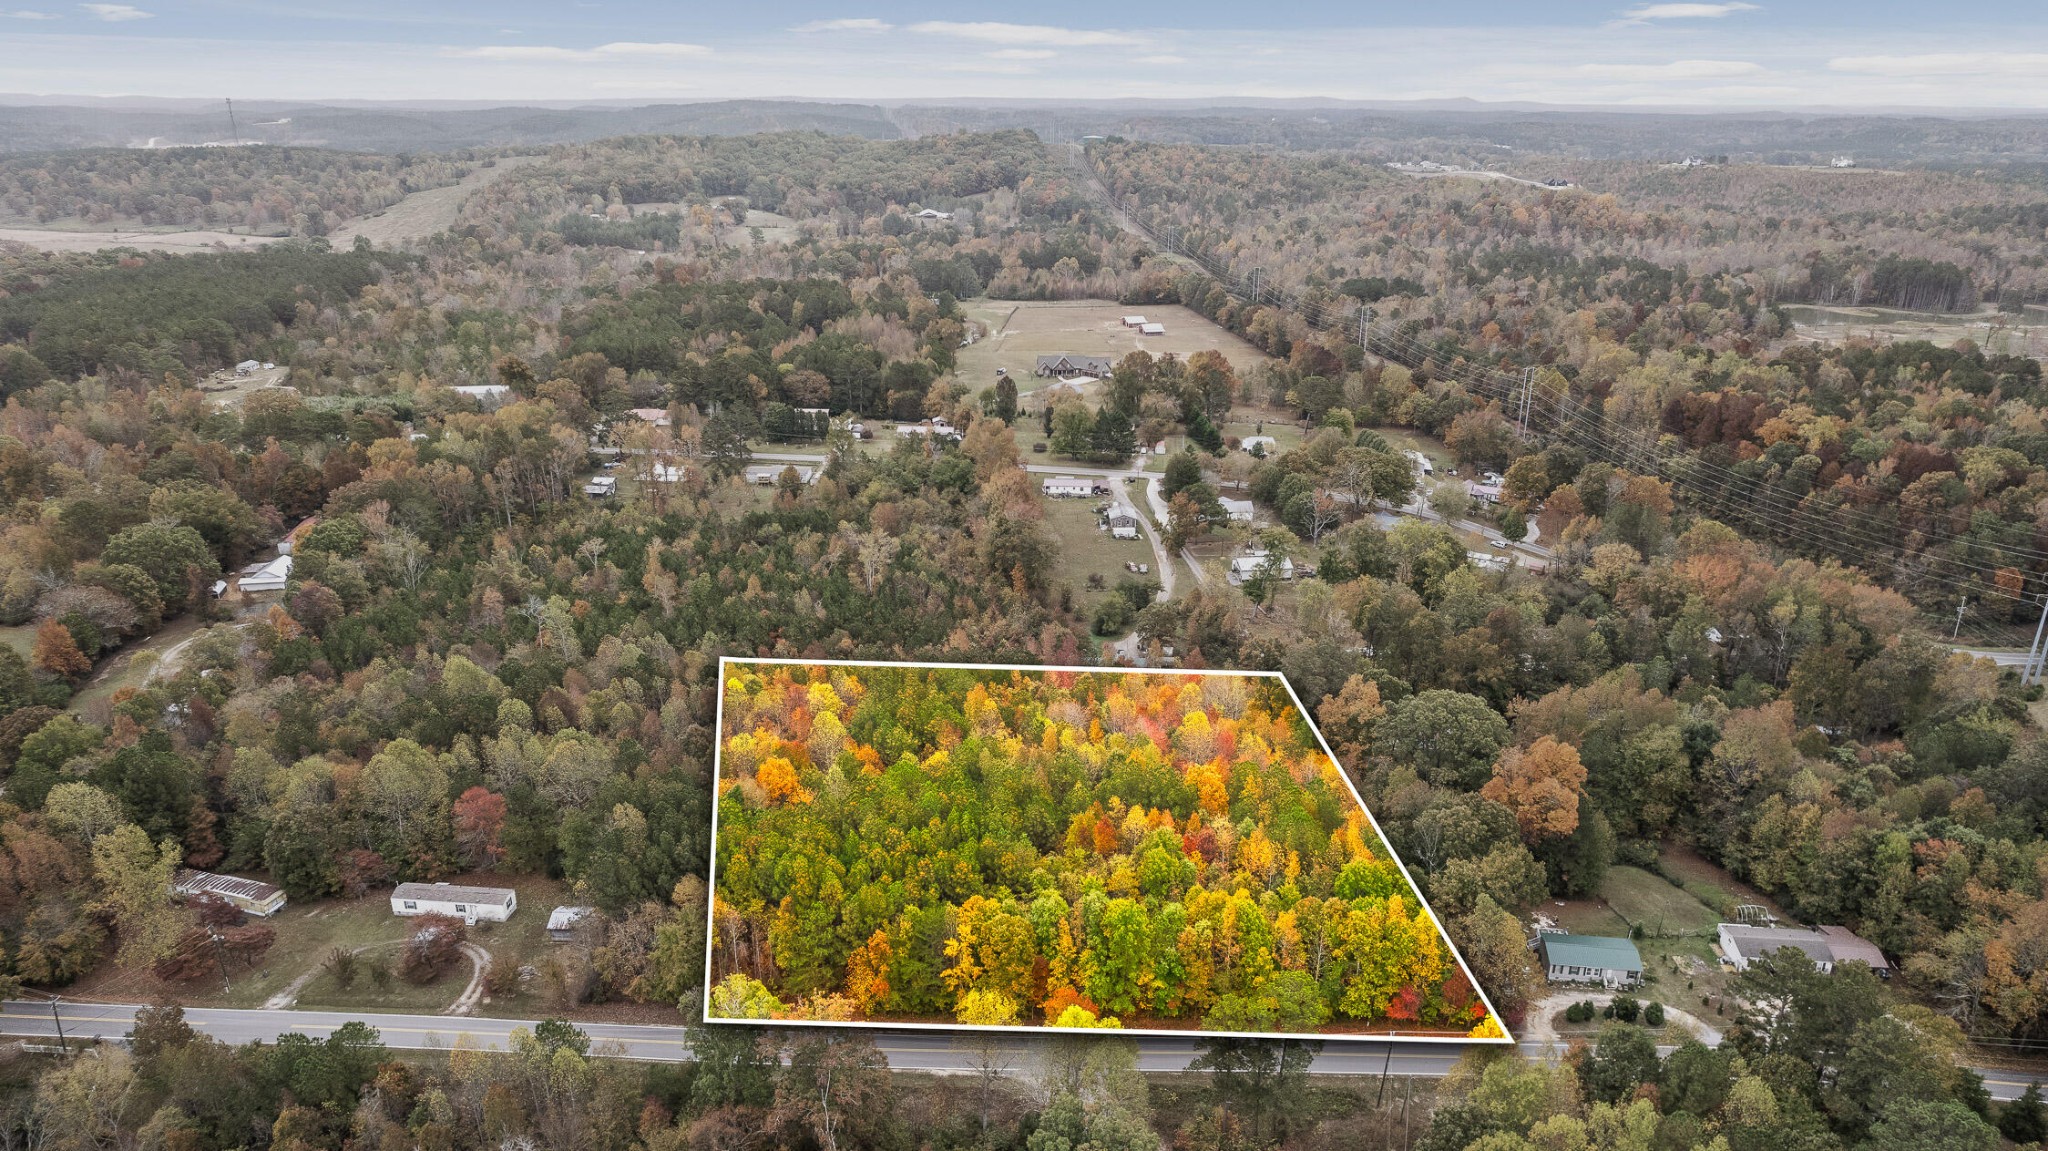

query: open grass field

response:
[0,623,31,659]
[1602,865,1721,935]
[1783,303,2048,360]
[0,226,278,254]
[1040,498,1154,617]
[954,299,1270,400]
[62,874,573,1015]
[326,155,542,248]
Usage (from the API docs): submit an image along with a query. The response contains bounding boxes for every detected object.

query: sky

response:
[4,1,2048,108]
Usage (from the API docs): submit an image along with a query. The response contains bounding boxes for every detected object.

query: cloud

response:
[444,41,711,61]
[987,49,1054,60]
[79,3,148,19]
[1610,3,1759,26]
[792,17,890,33]
[908,21,1145,47]
[1577,59,1764,80]
[1136,54,1187,65]
[3,10,58,17]
[1828,52,2048,77]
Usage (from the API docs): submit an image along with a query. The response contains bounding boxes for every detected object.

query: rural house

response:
[391,881,517,924]
[237,555,292,595]
[1106,512,1141,540]
[1043,476,1104,498]
[1035,354,1114,378]
[1718,923,1888,975]
[173,869,287,917]
[1537,933,1643,987]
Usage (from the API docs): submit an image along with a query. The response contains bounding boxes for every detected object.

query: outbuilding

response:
[391,881,517,924]
[173,869,287,917]
[1220,497,1256,523]
[1139,323,1165,336]
[1537,933,1643,987]
[548,906,597,942]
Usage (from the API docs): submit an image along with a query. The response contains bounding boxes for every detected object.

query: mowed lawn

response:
[1040,498,1155,617]
[955,299,1270,402]
[1602,866,1721,935]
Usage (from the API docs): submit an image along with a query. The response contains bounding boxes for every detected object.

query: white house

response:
[173,869,287,917]
[1718,923,1889,976]
[391,881,517,924]
[914,208,953,220]
[237,555,292,594]
[626,407,672,428]
[1220,497,1256,523]
[582,475,617,497]
[1043,476,1100,498]
[1106,512,1141,540]
[235,359,262,375]
[646,463,688,483]
[1408,450,1434,477]
[1227,554,1294,584]
[1538,934,1643,988]
[1240,436,1278,455]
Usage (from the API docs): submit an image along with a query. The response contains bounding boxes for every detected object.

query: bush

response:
[1610,995,1640,1023]
[1565,1000,1596,1024]
[399,914,466,984]
[483,951,523,998]
[325,947,359,990]
[1644,1001,1665,1027]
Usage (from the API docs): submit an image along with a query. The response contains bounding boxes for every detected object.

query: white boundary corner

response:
[701,656,1516,1047]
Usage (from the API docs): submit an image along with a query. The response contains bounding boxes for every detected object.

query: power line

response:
[1094,160,2048,624]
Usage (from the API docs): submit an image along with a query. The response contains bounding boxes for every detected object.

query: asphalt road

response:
[2,1001,2041,1100]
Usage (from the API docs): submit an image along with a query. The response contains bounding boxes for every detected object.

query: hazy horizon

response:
[2,2,2046,109]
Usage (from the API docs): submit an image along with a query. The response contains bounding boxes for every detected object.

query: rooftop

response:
[392,881,516,908]
[1539,933,1643,971]
[1720,923,1836,965]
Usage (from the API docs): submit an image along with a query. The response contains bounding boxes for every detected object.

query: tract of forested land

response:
[704,659,1508,1042]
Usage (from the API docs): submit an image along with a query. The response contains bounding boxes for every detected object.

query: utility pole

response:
[1953,597,1970,640]
[224,98,240,145]
[2024,593,2048,686]
[1357,305,1372,352]
[49,998,67,1053]
[1377,1040,1394,1106]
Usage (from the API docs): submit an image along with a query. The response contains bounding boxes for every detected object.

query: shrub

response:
[399,913,466,984]
[325,947,359,990]
[1610,995,1640,1023]
[1644,1001,1665,1027]
[483,951,523,998]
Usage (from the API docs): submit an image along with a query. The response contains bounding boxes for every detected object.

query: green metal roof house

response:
[1538,933,1644,987]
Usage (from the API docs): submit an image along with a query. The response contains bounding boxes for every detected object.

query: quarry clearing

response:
[956,299,1269,397]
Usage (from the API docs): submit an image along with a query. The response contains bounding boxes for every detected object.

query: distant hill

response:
[0,99,905,153]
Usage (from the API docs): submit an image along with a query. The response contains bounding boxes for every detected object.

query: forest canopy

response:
[707,661,1501,1040]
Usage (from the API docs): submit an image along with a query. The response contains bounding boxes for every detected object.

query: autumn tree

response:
[1480,736,1588,844]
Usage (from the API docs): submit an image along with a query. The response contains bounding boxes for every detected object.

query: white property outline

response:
[702,656,1516,1046]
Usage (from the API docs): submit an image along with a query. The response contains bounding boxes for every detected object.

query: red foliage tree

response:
[451,786,508,871]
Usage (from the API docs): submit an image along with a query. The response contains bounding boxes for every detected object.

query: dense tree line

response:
[710,664,1497,1037]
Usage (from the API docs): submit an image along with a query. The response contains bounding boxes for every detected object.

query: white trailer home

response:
[391,881,517,924]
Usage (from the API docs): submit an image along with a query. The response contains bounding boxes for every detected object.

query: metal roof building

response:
[1537,933,1644,987]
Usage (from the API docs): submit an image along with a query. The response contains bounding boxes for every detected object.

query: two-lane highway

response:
[3,1001,2042,1100]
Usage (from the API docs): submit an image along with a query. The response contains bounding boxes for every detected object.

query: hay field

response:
[955,299,1269,398]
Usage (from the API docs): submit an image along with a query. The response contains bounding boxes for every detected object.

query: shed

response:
[1219,497,1255,523]
[1139,323,1165,336]
[392,881,517,924]
[173,869,287,917]
[1121,315,1148,328]
[1537,933,1643,987]
[1227,554,1294,584]
[548,906,597,942]
[1240,436,1278,455]
[582,475,617,497]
